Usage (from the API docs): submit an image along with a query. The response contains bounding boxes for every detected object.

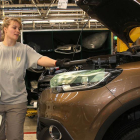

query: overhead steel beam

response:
[2,0,5,17]
[22,23,105,30]
[36,0,40,4]
[10,0,14,4]
[3,9,83,13]
[48,13,85,16]
[43,0,56,18]
[19,0,22,4]
[4,14,85,19]
[31,0,42,16]
[0,2,103,30]
[0,1,2,19]
[1,3,77,8]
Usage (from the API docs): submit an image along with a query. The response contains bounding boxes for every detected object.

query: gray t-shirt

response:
[0,42,43,104]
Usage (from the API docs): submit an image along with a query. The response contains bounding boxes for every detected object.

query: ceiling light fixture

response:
[22,21,33,24]
[49,20,75,23]
[34,21,49,23]
[84,19,98,22]
[22,21,49,24]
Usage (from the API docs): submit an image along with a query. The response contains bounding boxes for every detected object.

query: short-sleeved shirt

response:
[0,42,43,104]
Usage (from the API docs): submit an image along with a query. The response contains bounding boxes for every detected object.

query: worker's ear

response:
[4,27,8,34]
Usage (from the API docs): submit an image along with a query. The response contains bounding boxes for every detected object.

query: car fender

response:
[94,96,140,140]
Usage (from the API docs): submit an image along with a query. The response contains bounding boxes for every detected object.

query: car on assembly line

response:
[36,0,140,140]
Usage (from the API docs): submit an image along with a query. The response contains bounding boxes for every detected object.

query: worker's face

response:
[4,21,21,41]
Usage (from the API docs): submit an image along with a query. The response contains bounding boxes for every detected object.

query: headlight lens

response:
[50,69,117,93]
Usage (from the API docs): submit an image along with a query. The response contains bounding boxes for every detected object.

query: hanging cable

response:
[72,8,90,60]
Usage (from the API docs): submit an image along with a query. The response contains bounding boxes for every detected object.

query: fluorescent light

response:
[8,14,39,17]
[22,20,74,24]
[22,20,49,24]
[34,21,48,23]
[4,10,38,13]
[22,21,33,24]
[90,19,98,22]
[84,19,98,22]
[51,9,83,12]
[49,20,74,23]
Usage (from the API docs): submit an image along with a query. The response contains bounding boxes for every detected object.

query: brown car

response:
[37,0,140,140]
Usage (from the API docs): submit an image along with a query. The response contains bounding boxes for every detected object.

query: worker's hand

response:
[55,58,71,68]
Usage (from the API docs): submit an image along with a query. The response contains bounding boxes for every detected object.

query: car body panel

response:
[94,96,140,140]
[106,61,140,104]
[38,86,121,139]
[38,61,140,139]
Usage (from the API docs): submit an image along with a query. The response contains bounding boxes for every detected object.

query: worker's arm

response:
[37,56,57,67]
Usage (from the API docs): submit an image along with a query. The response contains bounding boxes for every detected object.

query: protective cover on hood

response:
[77,0,140,46]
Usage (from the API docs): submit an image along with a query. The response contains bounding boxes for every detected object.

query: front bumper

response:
[37,117,73,140]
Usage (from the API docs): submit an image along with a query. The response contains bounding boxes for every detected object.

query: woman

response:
[0,17,67,140]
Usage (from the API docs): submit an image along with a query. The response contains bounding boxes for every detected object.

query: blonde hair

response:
[1,17,22,40]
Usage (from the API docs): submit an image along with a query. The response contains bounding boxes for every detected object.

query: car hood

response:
[77,0,140,46]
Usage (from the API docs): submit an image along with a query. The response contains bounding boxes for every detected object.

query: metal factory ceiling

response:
[0,0,105,30]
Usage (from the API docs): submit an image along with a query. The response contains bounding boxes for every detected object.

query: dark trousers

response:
[0,102,27,140]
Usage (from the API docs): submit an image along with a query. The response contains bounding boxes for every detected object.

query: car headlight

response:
[50,68,122,93]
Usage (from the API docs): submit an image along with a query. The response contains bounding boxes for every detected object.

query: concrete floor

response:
[24,133,37,140]
[24,115,37,140]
